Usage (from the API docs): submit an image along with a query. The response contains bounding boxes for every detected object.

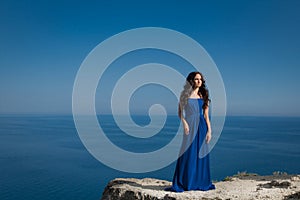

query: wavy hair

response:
[179,71,210,110]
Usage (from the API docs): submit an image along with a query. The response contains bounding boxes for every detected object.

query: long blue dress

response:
[165,98,215,192]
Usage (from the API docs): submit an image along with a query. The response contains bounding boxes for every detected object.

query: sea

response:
[0,115,299,200]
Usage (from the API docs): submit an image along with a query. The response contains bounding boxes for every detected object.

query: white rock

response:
[101,173,300,200]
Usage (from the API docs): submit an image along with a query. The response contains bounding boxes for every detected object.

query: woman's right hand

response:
[183,122,189,135]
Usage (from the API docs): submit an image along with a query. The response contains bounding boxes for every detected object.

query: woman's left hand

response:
[205,130,212,144]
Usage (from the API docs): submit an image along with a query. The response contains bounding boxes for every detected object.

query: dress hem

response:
[164,183,216,193]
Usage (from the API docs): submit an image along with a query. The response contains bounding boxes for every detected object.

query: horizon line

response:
[0,113,300,118]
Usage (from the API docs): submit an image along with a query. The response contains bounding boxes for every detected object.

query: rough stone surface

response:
[101,173,300,200]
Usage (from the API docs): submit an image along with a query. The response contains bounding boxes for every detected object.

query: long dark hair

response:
[179,71,210,110]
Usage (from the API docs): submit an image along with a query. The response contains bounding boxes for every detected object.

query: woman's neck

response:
[190,87,201,98]
[193,88,199,95]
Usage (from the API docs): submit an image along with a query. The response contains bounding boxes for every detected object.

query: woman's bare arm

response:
[178,103,189,135]
[204,105,212,143]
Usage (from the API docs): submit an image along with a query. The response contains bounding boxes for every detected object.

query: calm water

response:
[0,115,299,200]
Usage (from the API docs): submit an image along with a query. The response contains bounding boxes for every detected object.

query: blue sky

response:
[0,0,299,116]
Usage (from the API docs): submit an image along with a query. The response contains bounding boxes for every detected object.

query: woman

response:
[165,71,215,192]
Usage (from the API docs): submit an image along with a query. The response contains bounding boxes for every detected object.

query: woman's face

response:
[193,73,202,88]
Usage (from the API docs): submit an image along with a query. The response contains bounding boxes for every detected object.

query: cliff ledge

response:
[101,172,300,200]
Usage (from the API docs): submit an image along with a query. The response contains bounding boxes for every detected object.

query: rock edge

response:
[101,173,300,200]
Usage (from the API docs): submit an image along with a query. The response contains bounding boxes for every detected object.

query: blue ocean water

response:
[0,115,299,200]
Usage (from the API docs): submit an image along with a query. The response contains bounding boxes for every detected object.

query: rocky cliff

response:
[101,172,300,200]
